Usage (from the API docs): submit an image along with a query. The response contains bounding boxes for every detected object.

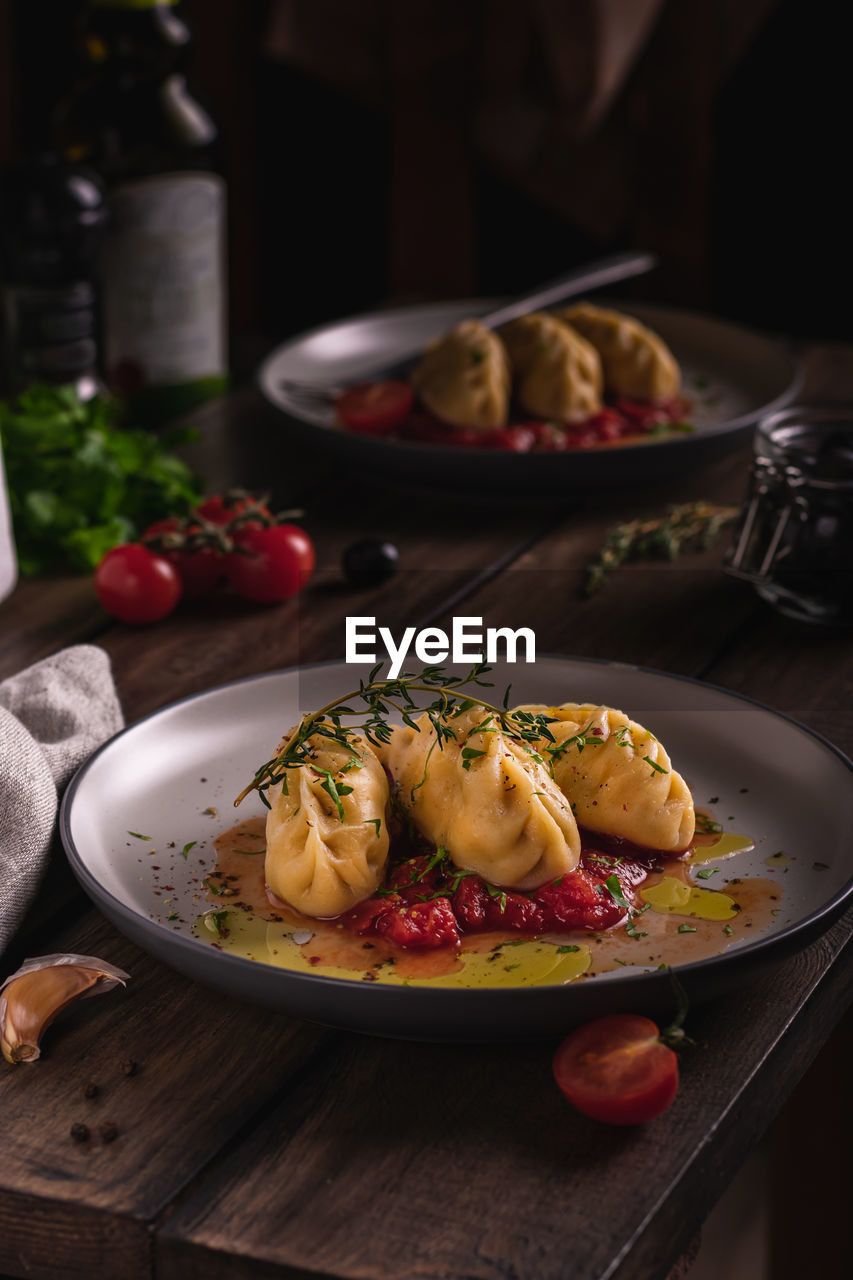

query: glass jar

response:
[726,406,853,624]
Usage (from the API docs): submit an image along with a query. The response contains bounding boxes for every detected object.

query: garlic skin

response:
[0,954,129,1065]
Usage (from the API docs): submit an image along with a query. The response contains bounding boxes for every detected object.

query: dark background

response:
[0,0,849,364]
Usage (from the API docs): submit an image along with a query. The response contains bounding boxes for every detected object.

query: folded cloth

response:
[0,645,123,955]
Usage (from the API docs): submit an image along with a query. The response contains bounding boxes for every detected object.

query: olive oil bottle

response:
[54,0,228,422]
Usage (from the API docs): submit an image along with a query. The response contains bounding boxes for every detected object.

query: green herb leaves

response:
[583,501,740,597]
[236,663,560,815]
[600,873,631,914]
[0,383,200,574]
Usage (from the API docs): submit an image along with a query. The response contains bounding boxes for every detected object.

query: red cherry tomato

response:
[95,543,182,624]
[196,494,273,526]
[553,1014,679,1125]
[335,381,414,435]
[225,524,316,602]
[143,517,224,597]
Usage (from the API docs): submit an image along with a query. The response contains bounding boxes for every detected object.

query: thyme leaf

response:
[235,664,560,816]
[583,502,739,597]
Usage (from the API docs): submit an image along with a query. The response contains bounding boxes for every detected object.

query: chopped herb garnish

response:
[203,909,229,936]
[128,831,151,841]
[724,923,734,935]
[556,945,580,953]
[677,923,697,933]
[696,867,718,879]
[486,884,508,913]
[813,861,830,870]
[599,873,631,913]
[367,818,382,837]
[643,755,669,777]
[167,912,179,921]
[180,841,196,860]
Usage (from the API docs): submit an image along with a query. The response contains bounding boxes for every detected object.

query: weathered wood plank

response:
[0,912,330,1280]
[0,576,105,685]
[154,915,852,1280]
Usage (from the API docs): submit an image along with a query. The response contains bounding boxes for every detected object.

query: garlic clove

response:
[0,954,129,1065]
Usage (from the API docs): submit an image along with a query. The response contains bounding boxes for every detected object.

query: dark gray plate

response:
[258,301,801,491]
[60,658,853,1041]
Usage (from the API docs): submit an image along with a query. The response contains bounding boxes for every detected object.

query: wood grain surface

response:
[1,346,851,1280]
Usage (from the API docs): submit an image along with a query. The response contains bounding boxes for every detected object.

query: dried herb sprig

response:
[234,663,561,813]
[583,501,739,597]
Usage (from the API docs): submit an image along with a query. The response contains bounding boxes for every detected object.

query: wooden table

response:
[2,343,852,1280]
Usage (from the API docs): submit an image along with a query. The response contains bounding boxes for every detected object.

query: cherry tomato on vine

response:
[143,517,224,597]
[225,524,316,602]
[553,1014,679,1125]
[95,543,182,624]
[335,381,414,435]
[196,493,273,526]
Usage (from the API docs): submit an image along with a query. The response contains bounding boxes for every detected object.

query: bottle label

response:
[101,172,226,393]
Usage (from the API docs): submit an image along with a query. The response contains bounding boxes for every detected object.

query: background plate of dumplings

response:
[61,657,853,1041]
[259,299,801,493]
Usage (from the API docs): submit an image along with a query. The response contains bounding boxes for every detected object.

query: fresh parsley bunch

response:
[0,383,201,574]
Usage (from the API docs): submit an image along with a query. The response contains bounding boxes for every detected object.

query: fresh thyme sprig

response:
[234,663,560,813]
[583,501,739,597]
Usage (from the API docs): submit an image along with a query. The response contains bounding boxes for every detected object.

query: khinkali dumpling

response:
[501,312,603,422]
[411,320,510,428]
[265,732,390,918]
[558,303,681,400]
[380,707,580,890]
[516,703,694,851]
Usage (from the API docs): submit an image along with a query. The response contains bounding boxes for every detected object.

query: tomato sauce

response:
[195,816,782,988]
[340,391,693,452]
[336,819,664,951]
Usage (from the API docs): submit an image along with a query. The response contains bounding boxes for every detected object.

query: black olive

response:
[342,539,400,587]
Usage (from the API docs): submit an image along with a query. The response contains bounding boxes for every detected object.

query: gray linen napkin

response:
[0,645,123,954]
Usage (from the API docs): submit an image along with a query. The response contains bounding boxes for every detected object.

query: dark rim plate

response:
[60,658,853,1041]
[258,300,802,491]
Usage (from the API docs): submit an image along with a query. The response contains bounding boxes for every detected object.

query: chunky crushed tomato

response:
[338,391,692,452]
[341,839,655,951]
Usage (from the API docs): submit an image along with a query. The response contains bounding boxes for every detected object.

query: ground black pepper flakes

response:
[122,1059,138,1077]
[83,1081,99,1099]
[70,1122,90,1143]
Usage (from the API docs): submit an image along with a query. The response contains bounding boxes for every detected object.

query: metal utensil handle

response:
[279,250,659,393]
[476,250,659,331]
[374,250,658,381]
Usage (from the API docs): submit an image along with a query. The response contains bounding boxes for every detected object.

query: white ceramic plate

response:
[61,658,853,1041]
[258,301,801,491]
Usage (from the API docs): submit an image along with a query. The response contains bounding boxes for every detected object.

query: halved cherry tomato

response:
[553,1014,679,1125]
[225,524,315,602]
[95,543,182,624]
[143,517,224,597]
[336,381,414,435]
